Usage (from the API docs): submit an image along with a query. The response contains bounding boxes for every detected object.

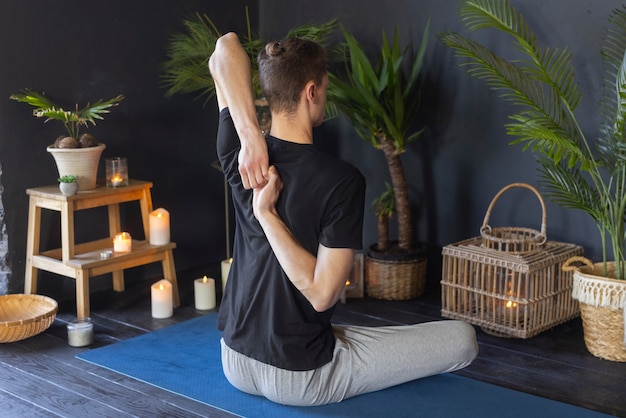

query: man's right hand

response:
[238,132,269,189]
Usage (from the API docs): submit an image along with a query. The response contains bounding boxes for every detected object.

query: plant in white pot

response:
[57,175,78,197]
[440,0,626,361]
[327,24,430,300]
[10,89,124,191]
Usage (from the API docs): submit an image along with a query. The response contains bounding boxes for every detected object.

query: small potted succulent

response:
[58,175,78,196]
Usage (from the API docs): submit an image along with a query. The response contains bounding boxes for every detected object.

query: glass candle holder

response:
[67,318,94,347]
[106,157,129,187]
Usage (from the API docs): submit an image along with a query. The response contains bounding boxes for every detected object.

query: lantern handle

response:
[480,182,547,244]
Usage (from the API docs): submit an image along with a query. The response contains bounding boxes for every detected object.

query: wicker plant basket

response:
[365,249,427,300]
[480,183,547,253]
[564,257,626,362]
[0,294,58,343]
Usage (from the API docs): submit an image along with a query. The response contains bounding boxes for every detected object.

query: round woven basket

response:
[480,183,547,253]
[0,294,58,343]
[365,250,427,300]
[564,257,626,362]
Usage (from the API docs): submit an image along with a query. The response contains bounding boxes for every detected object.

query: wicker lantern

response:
[440,183,583,338]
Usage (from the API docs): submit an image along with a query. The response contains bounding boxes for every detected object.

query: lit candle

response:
[113,232,132,252]
[194,276,216,311]
[151,279,173,318]
[106,157,129,187]
[221,258,232,292]
[111,174,123,185]
[149,208,170,245]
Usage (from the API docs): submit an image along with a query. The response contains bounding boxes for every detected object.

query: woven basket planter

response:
[47,143,105,191]
[365,246,427,300]
[565,257,626,362]
[0,294,58,343]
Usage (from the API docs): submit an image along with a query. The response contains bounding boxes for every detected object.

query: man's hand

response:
[253,165,282,220]
[238,133,269,190]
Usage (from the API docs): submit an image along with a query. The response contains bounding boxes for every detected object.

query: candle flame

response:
[159,283,165,291]
[202,275,208,283]
[114,232,131,241]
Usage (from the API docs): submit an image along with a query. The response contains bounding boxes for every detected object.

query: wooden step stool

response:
[24,180,180,319]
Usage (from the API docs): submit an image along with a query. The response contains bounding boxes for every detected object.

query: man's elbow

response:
[310,292,340,313]
[209,32,239,75]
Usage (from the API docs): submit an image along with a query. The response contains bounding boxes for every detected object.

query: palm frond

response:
[598,7,626,170]
[10,90,123,139]
[440,30,592,169]
[538,158,602,220]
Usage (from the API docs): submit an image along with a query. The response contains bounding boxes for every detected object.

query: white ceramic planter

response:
[59,182,78,196]
[47,143,105,191]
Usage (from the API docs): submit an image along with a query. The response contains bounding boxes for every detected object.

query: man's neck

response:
[268,112,313,144]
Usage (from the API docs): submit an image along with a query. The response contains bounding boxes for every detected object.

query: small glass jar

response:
[67,318,94,347]
[105,157,129,187]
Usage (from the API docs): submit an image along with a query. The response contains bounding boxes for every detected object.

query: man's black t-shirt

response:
[216,108,365,371]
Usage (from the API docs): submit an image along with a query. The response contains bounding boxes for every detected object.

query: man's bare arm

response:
[209,32,268,189]
[253,166,354,312]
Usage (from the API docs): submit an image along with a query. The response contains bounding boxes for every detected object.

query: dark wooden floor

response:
[1,268,625,417]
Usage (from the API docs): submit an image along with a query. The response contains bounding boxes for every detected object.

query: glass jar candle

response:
[67,318,94,347]
[106,157,129,187]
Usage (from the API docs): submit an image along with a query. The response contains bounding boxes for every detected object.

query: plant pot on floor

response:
[365,244,427,300]
[564,257,626,362]
[47,144,105,191]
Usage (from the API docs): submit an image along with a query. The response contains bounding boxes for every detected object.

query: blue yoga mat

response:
[77,314,608,417]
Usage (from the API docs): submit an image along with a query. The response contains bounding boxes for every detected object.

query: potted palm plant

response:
[327,23,430,300]
[440,0,626,361]
[10,90,124,191]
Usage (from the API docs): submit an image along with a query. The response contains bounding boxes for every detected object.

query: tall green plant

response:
[161,6,338,102]
[439,0,626,278]
[328,24,429,253]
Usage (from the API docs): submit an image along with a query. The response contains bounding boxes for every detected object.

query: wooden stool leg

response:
[75,270,91,320]
[24,198,41,294]
[112,271,125,292]
[108,203,126,292]
[162,250,180,307]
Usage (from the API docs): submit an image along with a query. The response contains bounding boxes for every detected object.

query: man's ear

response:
[305,80,317,102]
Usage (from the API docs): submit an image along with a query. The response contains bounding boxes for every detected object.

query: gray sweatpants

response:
[221,320,478,406]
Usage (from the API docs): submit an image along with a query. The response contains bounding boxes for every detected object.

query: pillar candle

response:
[194,276,216,311]
[149,208,170,245]
[113,232,132,252]
[151,279,173,318]
[221,258,232,292]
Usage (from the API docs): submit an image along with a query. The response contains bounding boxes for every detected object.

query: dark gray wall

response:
[0,1,256,295]
[261,0,623,283]
[1,0,623,298]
